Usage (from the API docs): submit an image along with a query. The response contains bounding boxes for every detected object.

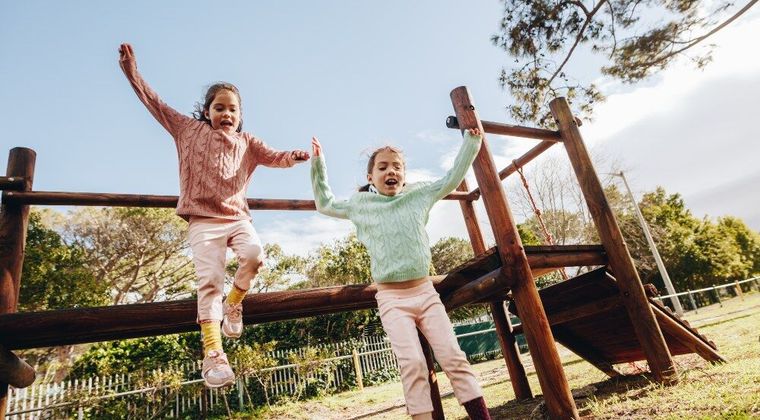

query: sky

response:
[2,1,759,257]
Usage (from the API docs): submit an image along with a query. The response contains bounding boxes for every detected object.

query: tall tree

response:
[492,0,758,126]
[20,210,108,312]
[63,208,195,304]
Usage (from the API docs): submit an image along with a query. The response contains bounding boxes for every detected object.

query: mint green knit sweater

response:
[311,132,482,283]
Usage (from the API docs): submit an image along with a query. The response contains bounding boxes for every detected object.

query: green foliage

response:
[20,211,109,311]
[64,207,195,304]
[70,334,200,377]
[287,346,338,400]
[430,237,474,275]
[232,341,279,408]
[306,234,372,287]
[491,0,749,126]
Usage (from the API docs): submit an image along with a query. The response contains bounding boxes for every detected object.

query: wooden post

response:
[455,180,531,399]
[734,281,743,301]
[419,331,445,420]
[352,349,364,391]
[452,87,578,418]
[687,290,698,313]
[713,285,722,307]
[491,301,532,399]
[549,97,677,385]
[0,147,36,418]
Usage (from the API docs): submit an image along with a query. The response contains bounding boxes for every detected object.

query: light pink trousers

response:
[375,281,483,415]
[188,217,263,322]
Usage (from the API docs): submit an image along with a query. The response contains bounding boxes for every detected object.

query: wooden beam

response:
[470,140,557,199]
[455,179,532,399]
[552,330,622,378]
[0,176,25,191]
[492,301,532,399]
[511,296,622,334]
[446,116,562,142]
[451,87,578,418]
[650,305,726,364]
[2,190,474,209]
[0,147,35,418]
[0,345,35,388]
[419,332,445,420]
[549,97,677,385]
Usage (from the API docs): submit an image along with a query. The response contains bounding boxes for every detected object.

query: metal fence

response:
[653,276,760,313]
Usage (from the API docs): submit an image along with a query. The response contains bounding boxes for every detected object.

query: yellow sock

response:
[226,285,248,305]
[200,321,223,354]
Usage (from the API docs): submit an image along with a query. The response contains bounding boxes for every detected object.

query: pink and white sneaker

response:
[221,302,243,338]
[202,350,235,388]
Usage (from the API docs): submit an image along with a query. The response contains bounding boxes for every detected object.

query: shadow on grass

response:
[488,374,655,419]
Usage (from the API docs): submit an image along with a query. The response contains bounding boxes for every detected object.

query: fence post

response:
[352,349,364,391]
[687,290,698,313]
[713,285,722,307]
[0,147,36,418]
[734,281,744,301]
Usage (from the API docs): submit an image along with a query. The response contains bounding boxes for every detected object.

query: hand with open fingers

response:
[291,150,311,162]
[311,137,322,158]
[119,43,135,62]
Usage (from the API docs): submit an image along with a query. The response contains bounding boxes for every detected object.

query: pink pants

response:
[188,217,263,322]
[376,281,483,415]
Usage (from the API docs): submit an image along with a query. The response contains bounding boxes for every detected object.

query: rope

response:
[513,160,569,281]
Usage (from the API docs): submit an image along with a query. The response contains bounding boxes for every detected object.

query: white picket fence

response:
[5,335,398,419]
[6,325,502,419]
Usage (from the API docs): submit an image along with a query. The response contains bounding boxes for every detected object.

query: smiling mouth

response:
[220,121,234,127]
[385,179,398,186]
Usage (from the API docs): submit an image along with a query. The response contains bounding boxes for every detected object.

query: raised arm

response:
[118,43,192,138]
[249,135,310,168]
[310,137,351,219]
[426,128,483,201]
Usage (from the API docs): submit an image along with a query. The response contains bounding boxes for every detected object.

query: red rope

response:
[514,160,569,281]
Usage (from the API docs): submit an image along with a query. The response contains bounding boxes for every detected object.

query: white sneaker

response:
[222,302,243,338]
[202,350,235,388]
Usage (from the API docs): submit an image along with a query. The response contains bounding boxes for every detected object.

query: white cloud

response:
[586,10,760,145]
[259,214,354,257]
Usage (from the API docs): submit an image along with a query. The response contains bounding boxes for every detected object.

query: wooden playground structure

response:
[0,88,724,419]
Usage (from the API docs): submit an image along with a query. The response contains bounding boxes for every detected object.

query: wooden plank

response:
[552,329,621,378]
[470,140,557,199]
[419,332,444,420]
[452,87,578,418]
[651,305,726,363]
[0,345,35,387]
[512,296,622,334]
[0,176,25,191]
[446,116,562,142]
[0,147,35,418]
[2,190,473,209]
[550,97,677,385]
[456,179,532,400]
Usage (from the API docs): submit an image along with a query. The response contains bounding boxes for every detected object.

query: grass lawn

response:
[226,291,760,419]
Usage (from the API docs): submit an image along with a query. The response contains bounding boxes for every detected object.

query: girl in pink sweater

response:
[118,43,309,388]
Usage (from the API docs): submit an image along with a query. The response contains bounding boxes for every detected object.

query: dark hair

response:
[359,145,404,191]
[192,82,243,133]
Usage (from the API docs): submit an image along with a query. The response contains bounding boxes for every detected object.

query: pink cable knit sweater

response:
[120,58,296,221]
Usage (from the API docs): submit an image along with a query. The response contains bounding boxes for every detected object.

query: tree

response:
[63,207,195,304]
[20,210,109,312]
[18,210,111,380]
[225,243,306,293]
[492,0,758,126]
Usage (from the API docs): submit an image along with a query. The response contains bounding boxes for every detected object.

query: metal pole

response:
[616,171,684,315]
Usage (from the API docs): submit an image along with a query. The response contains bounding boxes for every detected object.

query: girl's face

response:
[204,89,241,134]
[367,150,405,196]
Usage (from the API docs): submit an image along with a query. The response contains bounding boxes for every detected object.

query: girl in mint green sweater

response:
[310,129,491,420]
